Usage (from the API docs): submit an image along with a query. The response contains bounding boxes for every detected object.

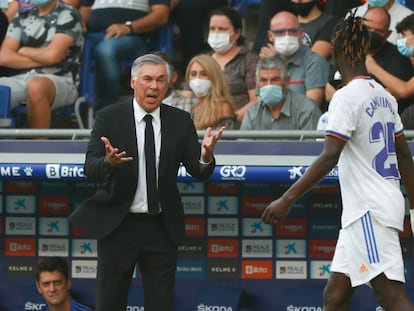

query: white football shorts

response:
[330,211,405,287]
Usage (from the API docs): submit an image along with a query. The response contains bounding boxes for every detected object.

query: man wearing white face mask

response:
[351,0,412,44]
[240,56,321,131]
[259,11,329,109]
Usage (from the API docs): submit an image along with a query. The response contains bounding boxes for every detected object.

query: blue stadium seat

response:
[0,85,15,128]
[191,286,251,311]
[152,22,174,57]
[13,88,78,128]
[74,38,97,129]
[74,23,174,129]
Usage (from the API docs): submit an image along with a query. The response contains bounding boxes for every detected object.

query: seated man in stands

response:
[240,56,321,131]
[0,0,83,129]
[365,9,414,114]
[351,0,412,44]
[36,257,92,311]
[79,0,169,110]
[364,7,414,113]
[259,11,329,108]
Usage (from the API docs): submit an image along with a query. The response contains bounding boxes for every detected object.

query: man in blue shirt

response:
[36,257,92,311]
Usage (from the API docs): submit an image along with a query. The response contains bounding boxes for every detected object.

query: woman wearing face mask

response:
[289,0,339,59]
[207,6,259,123]
[396,13,414,66]
[185,54,238,130]
[182,6,259,123]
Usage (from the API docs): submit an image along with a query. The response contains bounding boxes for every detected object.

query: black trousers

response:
[96,213,178,311]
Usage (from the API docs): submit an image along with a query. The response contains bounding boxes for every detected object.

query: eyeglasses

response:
[270,28,300,37]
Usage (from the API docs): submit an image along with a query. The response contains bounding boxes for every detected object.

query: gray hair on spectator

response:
[255,56,288,83]
[131,53,172,82]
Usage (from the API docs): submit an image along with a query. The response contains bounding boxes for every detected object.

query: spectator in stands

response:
[259,11,329,108]
[80,0,169,110]
[363,7,414,113]
[16,0,36,12]
[154,51,193,114]
[324,0,364,18]
[252,0,362,54]
[171,0,227,73]
[0,0,83,129]
[325,7,414,124]
[207,6,259,122]
[186,54,238,130]
[289,0,340,60]
[2,0,18,22]
[351,0,412,44]
[36,257,92,311]
[0,0,18,77]
[62,0,82,8]
[240,56,321,131]
[252,0,290,54]
[367,13,414,95]
[401,104,414,129]
[395,13,414,66]
[0,9,8,47]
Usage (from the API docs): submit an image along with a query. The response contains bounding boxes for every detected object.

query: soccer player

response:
[262,12,414,311]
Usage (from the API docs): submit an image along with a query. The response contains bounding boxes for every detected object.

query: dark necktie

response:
[144,114,159,215]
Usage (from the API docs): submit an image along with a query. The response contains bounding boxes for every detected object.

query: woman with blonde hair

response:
[186,54,238,130]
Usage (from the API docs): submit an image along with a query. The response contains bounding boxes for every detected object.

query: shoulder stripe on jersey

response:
[395,129,404,137]
[325,130,349,142]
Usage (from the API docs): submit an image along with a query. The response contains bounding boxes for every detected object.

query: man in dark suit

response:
[69,53,224,311]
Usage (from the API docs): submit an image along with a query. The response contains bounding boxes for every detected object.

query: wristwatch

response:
[125,21,133,34]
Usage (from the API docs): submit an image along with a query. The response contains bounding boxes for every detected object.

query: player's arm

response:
[395,135,414,233]
[262,135,345,225]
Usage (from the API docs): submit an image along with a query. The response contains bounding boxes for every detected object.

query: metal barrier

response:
[1,129,414,140]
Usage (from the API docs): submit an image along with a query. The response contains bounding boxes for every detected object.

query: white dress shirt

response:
[129,99,161,213]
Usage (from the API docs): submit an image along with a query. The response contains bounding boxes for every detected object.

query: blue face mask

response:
[259,85,284,107]
[30,0,52,6]
[397,37,414,57]
[367,0,388,7]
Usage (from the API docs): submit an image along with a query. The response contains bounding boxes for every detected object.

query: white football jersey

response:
[325,77,405,231]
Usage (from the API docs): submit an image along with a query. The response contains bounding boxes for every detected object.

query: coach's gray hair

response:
[255,56,288,83]
[131,53,172,82]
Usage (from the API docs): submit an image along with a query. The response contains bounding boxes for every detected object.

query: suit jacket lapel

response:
[122,101,139,177]
[159,105,171,181]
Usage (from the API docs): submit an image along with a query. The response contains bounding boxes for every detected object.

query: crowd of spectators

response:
[1,0,414,131]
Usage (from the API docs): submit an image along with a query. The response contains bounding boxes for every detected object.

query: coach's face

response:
[131,63,169,113]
